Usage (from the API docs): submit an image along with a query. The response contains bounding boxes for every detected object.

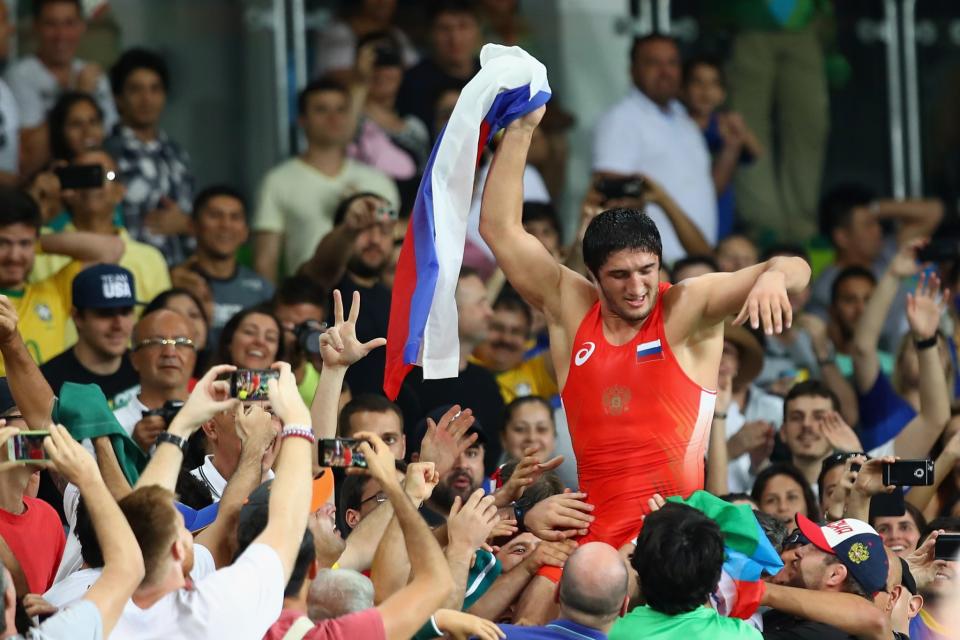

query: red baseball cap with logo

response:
[795,514,889,595]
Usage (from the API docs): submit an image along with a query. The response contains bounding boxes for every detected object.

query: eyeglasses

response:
[359,492,388,508]
[133,336,196,352]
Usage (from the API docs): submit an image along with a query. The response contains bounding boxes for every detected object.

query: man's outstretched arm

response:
[479,107,585,319]
[670,256,811,336]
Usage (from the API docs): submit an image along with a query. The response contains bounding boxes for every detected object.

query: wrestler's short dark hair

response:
[582,208,662,277]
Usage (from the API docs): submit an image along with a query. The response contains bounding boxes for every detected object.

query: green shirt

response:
[610,605,762,640]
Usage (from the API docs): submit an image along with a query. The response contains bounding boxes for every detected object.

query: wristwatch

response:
[512,494,537,532]
[156,431,187,452]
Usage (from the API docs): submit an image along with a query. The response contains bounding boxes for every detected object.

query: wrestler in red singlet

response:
[537,283,715,582]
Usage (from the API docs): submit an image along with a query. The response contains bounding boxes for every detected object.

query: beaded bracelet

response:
[281,426,316,444]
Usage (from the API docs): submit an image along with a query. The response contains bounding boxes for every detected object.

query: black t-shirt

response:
[333,274,391,397]
[41,348,139,408]
[762,610,855,640]
[395,57,480,137]
[397,362,505,474]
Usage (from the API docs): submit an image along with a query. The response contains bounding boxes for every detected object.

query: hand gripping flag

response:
[383,44,551,399]
[668,491,784,620]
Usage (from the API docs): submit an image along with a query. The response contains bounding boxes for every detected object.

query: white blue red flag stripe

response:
[384,44,551,399]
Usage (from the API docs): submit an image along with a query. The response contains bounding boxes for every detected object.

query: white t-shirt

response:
[592,87,717,264]
[113,396,148,438]
[313,20,419,78]
[5,56,118,129]
[253,157,400,273]
[110,544,284,640]
[723,386,785,494]
[189,455,274,503]
[44,545,216,611]
[0,79,19,173]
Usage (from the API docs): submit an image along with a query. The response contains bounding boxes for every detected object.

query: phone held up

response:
[318,438,367,469]
[8,431,50,462]
[230,369,280,402]
[882,459,934,486]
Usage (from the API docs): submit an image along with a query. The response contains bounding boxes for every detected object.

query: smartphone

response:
[55,164,104,190]
[882,459,935,486]
[594,176,647,202]
[230,369,279,401]
[869,491,906,519]
[318,438,367,468]
[935,533,960,560]
[7,431,50,462]
[917,238,960,263]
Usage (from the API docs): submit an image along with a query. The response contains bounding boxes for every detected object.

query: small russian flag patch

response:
[636,339,664,364]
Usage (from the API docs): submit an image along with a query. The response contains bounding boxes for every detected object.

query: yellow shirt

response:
[32,225,172,309]
[0,261,82,375]
[471,353,559,405]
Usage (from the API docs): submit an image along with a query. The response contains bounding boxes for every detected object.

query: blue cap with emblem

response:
[796,513,889,595]
[72,264,139,309]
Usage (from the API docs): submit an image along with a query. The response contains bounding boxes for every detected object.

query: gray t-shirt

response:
[200,265,275,346]
[22,599,102,640]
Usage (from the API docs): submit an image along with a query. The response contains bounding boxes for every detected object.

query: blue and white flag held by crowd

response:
[384,44,551,398]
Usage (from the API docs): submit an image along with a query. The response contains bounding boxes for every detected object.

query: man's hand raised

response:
[733,270,792,335]
[419,405,478,477]
[447,489,500,552]
[404,461,440,504]
[168,364,239,437]
[319,290,386,370]
[495,446,564,507]
[506,105,545,134]
[0,295,20,347]
[349,431,399,488]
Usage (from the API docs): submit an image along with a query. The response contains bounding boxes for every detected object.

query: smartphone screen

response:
[882,460,934,486]
[230,369,279,401]
[8,431,50,462]
[55,164,104,190]
[318,438,367,468]
[935,533,960,560]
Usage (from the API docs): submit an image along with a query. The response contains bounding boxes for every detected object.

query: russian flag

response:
[383,45,551,399]
[669,491,783,621]
[636,339,664,364]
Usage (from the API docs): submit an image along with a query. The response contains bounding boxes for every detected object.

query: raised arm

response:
[253,231,283,285]
[479,107,587,318]
[352,433,455,640]
[250,362,314,580]
[298,197,387,289]
[852,242,920,393]
[0,296,55,427]
[669,256,811,337]
[706,373,731,496]
[43,425,144,638]
[39,232,125,264]
[195,405,278,568]
[872,198,944,244]
[892,273,951,458]
[906,426,960,511]
[643,176,711,256]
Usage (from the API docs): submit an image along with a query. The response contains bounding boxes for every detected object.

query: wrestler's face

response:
[596,249,660,323]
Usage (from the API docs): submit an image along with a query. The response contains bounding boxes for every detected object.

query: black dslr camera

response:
[292,320,327,356]
[143,400,185,425]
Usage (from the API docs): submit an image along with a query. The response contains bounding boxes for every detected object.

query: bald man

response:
[498,541,629,639]
[114,309,197,451]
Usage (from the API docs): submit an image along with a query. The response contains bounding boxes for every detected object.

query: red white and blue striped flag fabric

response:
[383,44,551,399]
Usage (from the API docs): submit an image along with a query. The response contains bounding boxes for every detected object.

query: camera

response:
[142,400,185,425]
[594,176,647,202]
[292,320,327,356]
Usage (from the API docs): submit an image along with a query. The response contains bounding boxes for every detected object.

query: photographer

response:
[114,309,197,452]
[170,185,274,348]
[298,192,394,396]
[271,275,329,403]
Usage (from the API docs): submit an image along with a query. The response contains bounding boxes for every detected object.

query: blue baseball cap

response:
[175,501,220,533]
[72,264,139,309]
[796,514,889,595]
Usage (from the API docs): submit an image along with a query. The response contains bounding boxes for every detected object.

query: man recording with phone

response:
[299,192,396,396]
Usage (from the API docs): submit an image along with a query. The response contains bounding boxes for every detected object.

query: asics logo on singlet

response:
[574,342,596,366]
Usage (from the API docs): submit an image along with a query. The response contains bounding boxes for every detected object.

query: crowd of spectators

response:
[0,0,956,639]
